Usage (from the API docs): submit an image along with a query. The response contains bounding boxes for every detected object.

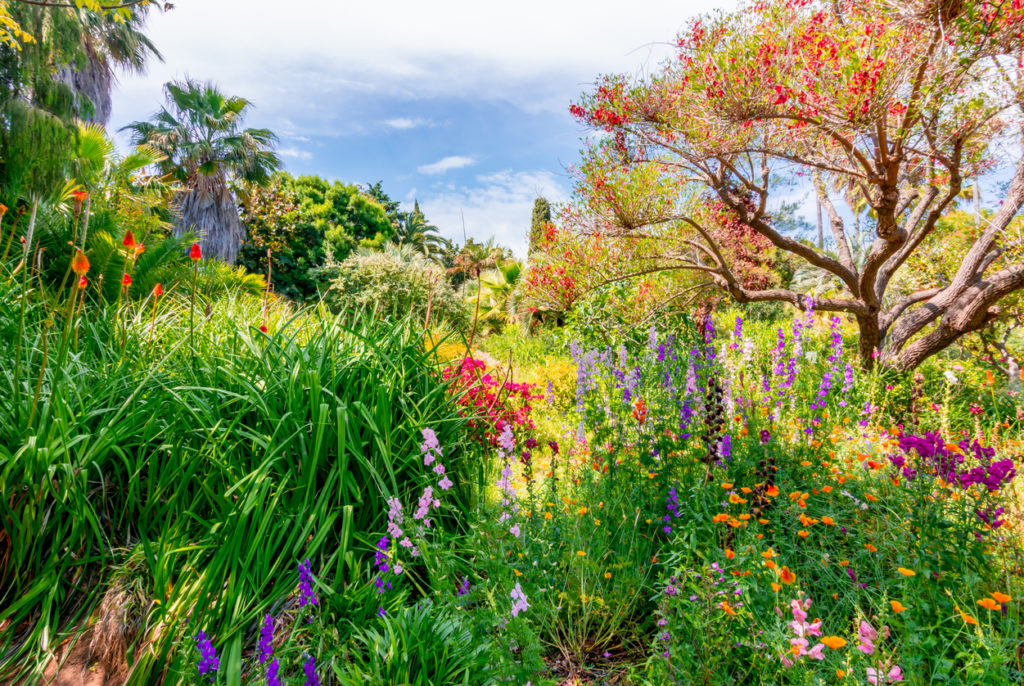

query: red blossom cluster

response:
[705,200,777,290]
[442,357,543,446]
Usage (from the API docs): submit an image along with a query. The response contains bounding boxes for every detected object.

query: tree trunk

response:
[176,173,245,264]
[856,313,881,370]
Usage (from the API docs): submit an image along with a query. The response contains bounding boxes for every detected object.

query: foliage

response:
[528,196,551,254]
[317,244,467,328]
[237,173,396,302]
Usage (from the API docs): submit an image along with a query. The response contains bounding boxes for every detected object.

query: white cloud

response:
[384,117,435,130]
[418,169,569,257]
[110,1,736,134]
[278,146,313,160]
[418,155,476,175]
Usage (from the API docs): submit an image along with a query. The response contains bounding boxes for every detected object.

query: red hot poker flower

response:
[77,275,88,289]
[71,250,90,276]
[153,283,163,297]
[121,273,132,287]
[122,230,136,249]
[189,243,202,261]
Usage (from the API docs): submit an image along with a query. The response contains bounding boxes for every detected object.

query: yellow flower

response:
[890,600,907,613]
[604,572,612,579]
[577,550,586,557]
[896,567,915,577]
[544,512,552,519]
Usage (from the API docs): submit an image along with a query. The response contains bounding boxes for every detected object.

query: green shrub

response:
[317,244,468,328]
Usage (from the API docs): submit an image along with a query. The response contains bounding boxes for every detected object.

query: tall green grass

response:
[0,281,479,683]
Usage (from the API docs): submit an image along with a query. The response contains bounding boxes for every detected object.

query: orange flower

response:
[71,190,88,202]
[991,592,1011,603]
[957,608,979,625]
[761,548,777,559]
[758,518,770,524]
[821,516,835,525]
[765,559,776,570]
[797,530,809,538]
[771,582,781,593]
[864,543,877,552]
[604,572,612,579]
[821,636,847,649]
[838,559,850,566]
[725,549,735,559]
[865,494,879,502]
[896,567,915,577]
[153,283,163,297]
[766,485,780,497]
[836,669,846,679]
[720,601,737,615]
[712,513,730,523]
[890,600,907,613]
[70,249,90,276]
[0,203,7,216]
[122,230,136,250]
[821,485,833,493]
[779,566,796,585]
[977,598,1002,611]
[721,482,733,489]
[728,493,747,504]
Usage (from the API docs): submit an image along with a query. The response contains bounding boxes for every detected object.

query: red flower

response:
[259,324,268,333]
[121,273,132,287]
[77,275,88,289]
[122,230,136,250]
[189,243,202,261]
[71,190,88,202]
[153,283,163,297]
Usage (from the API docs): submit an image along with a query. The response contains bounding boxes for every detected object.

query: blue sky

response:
[109,0,735,256]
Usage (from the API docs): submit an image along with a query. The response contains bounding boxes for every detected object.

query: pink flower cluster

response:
[780,598,824,666]
[858,621,904,684]
[442,357,541,446]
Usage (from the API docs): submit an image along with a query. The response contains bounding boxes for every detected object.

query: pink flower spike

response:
[806,643,825,660]
[859,620,878,641]
[806,620,822,637]
[887,666,904,682]
[790,599,808,622]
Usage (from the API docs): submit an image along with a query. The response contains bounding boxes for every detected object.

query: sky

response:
[108,0,736,256]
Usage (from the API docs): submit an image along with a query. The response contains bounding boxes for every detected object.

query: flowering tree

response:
[543,0,1024,370]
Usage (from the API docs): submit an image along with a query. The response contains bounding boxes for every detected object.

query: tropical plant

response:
[393,199,450,262]
[123,77,280,264]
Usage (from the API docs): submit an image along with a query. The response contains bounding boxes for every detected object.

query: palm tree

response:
[123,78,280,264]
[394,200,450,261]
[62,6,162,124]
